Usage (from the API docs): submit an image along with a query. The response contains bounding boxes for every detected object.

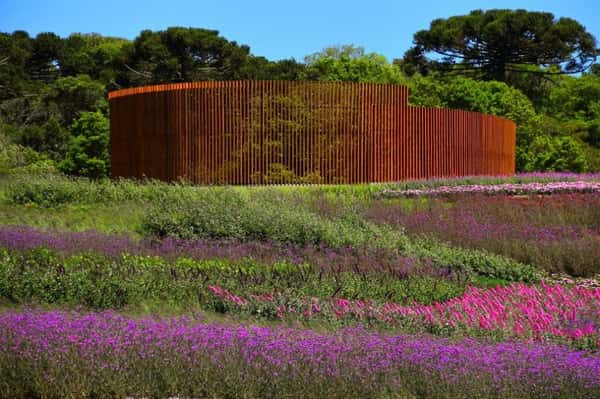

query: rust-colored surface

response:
[108,81,515,184]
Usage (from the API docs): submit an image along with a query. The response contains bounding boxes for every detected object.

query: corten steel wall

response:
[109,81,515,184]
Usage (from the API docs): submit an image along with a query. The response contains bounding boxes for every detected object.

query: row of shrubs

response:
[1,172,545,282]
[140,190,540,282]
[1,173,541,282]
[140,188,401,247]
[0,248,469,311]
[4,172,599,208]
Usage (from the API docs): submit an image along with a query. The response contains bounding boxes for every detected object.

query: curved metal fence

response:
[109,81,515,184]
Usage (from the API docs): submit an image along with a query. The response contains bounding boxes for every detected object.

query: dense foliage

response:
[1,9,599,177]
[401,9,597,80]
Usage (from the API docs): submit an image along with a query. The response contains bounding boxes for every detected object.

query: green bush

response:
[3,173,178,207]
[522,135,588,172]
[0,125,51,175]
[59,111,110,178]
[407,239,541,283]
[4,174,81,207]
[141,188,406,248]
[139,190,540,281]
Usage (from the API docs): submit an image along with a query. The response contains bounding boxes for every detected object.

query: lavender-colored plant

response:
[0,308,598,398]
[0,225,448,278]
[366,193,600,276]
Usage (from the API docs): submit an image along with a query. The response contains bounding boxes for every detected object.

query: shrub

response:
[522,135,589,172]
[59,111,110,178]
[0,248,468,310]
[407,239,541,282]
[141,188,406,248]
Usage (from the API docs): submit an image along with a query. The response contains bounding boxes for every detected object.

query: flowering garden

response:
[0,172,599,398]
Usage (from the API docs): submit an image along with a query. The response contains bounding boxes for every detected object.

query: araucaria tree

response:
[403,9,598,81]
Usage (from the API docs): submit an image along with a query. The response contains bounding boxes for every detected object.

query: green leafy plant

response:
[59,111,110,178]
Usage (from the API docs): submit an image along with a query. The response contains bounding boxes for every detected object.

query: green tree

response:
[409,75,536,123]
[403,9,598,81]
[302,47,406,84]
[59,111,110,178]
[239,56,305,80]
[59,33,129,84]
[45,74,107,125]
[119,27,252,86]
[408,75,540,130]
[522,135,588,172]
[0,121,44,173]
[543,75,600,120]
[27,32,62,82]
[10,117,69,160]
[0,31,37,100]
[541,74,600,145]
[304,44,366,64]
[535,73,600,169]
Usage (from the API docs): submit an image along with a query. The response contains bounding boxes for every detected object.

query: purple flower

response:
[1,308,599,396]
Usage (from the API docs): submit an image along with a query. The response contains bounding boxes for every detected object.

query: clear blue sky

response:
[2,0,599,62]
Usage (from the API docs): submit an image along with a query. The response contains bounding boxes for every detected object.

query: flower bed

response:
[380,180,600,197]
[0,308,598,398]
[208,282,600,347]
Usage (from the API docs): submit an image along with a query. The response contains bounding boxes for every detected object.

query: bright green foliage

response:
[540,74,600,167]
[543,75,600,125]
[304,45,367,64]
[522,135,588,172]
[409,76,537,124]
[406,239,540,283]
[58,33,129,83]
[59,111,110,178]
[0,202,145,235]
[302,46,405,84]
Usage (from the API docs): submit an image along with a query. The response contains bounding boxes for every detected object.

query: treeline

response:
[1,9,599,177]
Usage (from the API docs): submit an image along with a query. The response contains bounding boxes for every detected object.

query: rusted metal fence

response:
[109,81,515,184]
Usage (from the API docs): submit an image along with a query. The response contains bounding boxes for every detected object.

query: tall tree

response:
[119,27,252,86]
[59,33,129,84]
[402,9,598,81]
[28,32,62,82]
[0,31,34,99]
[541,74,600,148]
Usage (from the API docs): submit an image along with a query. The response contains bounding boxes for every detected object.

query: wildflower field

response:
[0,172,599,398]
